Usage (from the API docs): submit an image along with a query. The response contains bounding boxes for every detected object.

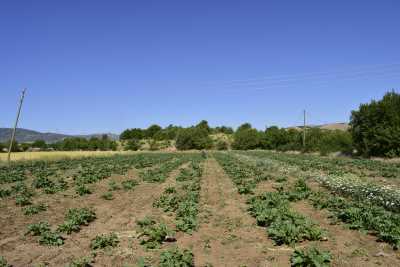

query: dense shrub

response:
[125,139,141,151]
[120,128,145,140]
[175,128,212,150]
[232,128,261,150]
[350,91,400,157]
[53,136,117,151]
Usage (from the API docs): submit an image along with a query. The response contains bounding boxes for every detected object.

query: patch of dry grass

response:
[0,151,135,162]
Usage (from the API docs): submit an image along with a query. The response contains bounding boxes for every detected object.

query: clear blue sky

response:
[1,1,399,134]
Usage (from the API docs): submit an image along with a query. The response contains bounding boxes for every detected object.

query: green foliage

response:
[101,192,114,200]
[15,194,32,206]
[108,180,120,191]
[137,218,174,249]
[125,139,141,151]
[120,128,145,140]
[58,208,96,234]
[0,256,11,267]
[175,127,212,150]
[146,124,163,138]
[159,247,194,267]
[90,233,119,250]
[23,203,47,215]
[75,184,92,196]
[291,247,332,267]
[54,137,117,151]
[232,128,261,150]
[350,91,400,157]
[247,192,325,245]
[121,179,138,190]
[26,221,64,246]
[39,231,64,246]
[66,256,93,267]
[32,140,47,149]
[26,222,51,236]
[0,188,11,198]
[195,120,211,133]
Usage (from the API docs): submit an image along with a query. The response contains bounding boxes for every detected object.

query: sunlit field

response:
[1,151,400,266]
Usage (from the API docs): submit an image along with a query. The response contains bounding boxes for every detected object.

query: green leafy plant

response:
[26,221,64,246]
[23,203,47,215]
[38,231,64,246]
[137,218,174,249]
[26,222,51,236]
[121,179,138,190]
[75,184,92,196]
[66,256,93,267]
[291,247,332,267]
[101,192,114,200]
[108,180,120,191]
[58,208,96,234]
[90,233,119,250]
[159,247,194,267]
[0,256,11,267]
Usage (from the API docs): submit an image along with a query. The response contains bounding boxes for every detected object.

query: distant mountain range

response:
[0,128,119,143]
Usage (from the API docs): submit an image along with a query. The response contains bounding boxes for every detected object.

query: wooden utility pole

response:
[302,109,306,149]
[7,89,26,165]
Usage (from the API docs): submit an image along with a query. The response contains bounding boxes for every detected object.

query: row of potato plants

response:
[241,151,400,250]
[154,154,204,233]
[213,152,332,266]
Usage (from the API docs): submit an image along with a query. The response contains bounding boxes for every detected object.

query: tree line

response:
[0,135,118,152]
[1,91,399,158]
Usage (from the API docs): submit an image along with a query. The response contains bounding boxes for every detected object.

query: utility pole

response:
[302,109,306,150]
[7,89,26,165]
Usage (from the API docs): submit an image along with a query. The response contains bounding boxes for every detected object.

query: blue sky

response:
[1,1,399,134]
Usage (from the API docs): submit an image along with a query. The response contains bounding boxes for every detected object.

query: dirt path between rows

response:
[178,157,291,267]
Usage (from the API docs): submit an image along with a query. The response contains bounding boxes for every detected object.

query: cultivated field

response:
[1,151,400,266]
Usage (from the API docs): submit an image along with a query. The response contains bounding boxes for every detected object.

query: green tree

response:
[350,91,400,157]
[125,139,141,151]
[146,124,162,138]
[236,123,252,132]
[196,120,211,133]
[232,128,261,150]
[120,128,145,140]
[32,140,47,149]
[175,127,212,150]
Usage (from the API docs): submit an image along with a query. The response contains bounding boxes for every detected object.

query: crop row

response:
[214,152,332,266]
[154,154,204,233]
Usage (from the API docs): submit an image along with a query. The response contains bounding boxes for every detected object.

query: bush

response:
[175,128,212,150]
[350,91,400,157]
[125,139,141,151]
[232,128,261,150]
